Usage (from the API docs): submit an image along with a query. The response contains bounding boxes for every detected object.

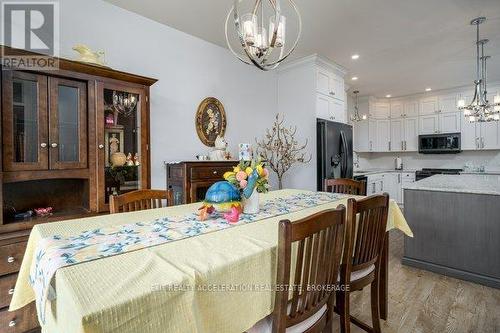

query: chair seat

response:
[247,304,327,333]
[338,264,375,282]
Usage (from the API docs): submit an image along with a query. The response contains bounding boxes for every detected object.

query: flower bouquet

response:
[223,159,270,214]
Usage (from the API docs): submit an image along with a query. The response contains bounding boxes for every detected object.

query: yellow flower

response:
[233,166,241,173]
[223,171,235,180]
[245,167,253,175]
[256,165,264,176]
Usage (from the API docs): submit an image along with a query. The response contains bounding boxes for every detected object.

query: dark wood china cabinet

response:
[0,46,156,333]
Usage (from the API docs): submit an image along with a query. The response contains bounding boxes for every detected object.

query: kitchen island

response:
[403,174,500,288]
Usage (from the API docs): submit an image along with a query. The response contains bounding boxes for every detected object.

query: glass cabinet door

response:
[2,71,48,171]
[48,77,88,169]
[96,82,149,211]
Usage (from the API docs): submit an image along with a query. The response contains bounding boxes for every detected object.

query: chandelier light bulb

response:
[225,0,302,71]
[469,116,476,122]
[457,99,466,108]
[494,93,500,105]
[464,109,471,116]
[362,114,367,120]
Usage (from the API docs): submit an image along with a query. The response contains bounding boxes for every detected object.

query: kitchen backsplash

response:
[356,151,500,171]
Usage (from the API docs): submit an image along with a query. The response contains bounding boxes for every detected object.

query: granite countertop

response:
[403,174,500,196]
[353,169,418,175]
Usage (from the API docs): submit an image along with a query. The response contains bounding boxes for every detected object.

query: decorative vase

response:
[110,152,127,167]
[243,190,259,214]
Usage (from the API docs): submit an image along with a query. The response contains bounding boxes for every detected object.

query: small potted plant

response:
[223,159,270,214]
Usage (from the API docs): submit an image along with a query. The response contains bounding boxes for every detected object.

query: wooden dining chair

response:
[247,206,347,333]
[324,178,366,196]
[109,189,173,214]
[336,193,390,333]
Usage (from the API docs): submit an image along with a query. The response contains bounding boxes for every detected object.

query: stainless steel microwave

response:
[418,133,461,154]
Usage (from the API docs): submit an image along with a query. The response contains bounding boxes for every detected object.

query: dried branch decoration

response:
[255,114,312,189]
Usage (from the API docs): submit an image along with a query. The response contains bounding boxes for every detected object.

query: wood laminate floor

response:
[332,231,500,333]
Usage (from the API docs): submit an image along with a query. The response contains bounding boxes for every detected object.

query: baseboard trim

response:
[401,257,500,289]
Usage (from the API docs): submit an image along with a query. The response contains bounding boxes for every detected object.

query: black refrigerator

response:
[317,119,353,191]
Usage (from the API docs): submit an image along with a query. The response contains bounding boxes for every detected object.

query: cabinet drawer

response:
[0,302,39,333]
[0,243,27,276]
[0,274,17,309]
[190,167,232,181]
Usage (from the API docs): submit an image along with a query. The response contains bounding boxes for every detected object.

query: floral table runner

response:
[29,192,345,323]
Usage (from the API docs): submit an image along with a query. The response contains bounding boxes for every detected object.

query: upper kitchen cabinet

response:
[376,119,391,151]
[353,118,369,152]
[439,112,461,133]
[419,96,438,115]
[403,99,419,117]
[461,117,500,150]
[438,94,458,113]
[390,100,404,118]
[373,101,390,119]
[277,55,347,124]
[316,66,344,101]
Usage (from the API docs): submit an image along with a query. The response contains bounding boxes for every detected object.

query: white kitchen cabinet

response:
[316,93,345,122]
[404,117,418,151]
[462,118,500,150]
[420,114,439,134]
[383,173,401,203]
[366,174,382,195]
[376,120,391,152]
[316,67,344,101]
[404,100,419,117]
[480,121,500,149]
[390,119,404,152]
[373,102,390,119]
[390,101,404,118]
[439,112,461,133]
[353,119,369,152]
[401,172,415,204]
[438,94,458,113]
[420,97,438,115]
[368,119,377,152]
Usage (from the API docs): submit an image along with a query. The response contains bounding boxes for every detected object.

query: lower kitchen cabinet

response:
[365,171,415,204]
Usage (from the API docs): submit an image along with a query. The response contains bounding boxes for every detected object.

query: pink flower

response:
[263,168,269,179]
[236,171,247,181]
[223,206,240,224]
[240,179,248,188]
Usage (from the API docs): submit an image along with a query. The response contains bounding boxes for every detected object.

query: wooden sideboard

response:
[0,46,157,333]
[166,161,238,205]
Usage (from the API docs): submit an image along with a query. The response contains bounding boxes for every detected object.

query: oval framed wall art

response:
[195,97,227,147]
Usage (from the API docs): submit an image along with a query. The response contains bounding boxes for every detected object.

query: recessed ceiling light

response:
[351,54,360,60]
[385,94,392,98]
[351,76,358,81]
[425,88,432,92]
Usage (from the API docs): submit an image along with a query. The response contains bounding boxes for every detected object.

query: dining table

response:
[10,189,413,333]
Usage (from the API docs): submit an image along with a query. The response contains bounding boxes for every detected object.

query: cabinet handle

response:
[398,174,401,183]
[8,288,14,295]
[98,144,105,149]
[329,91,335,96]
[401,141,404,151]
[370,141,373,151]
[7,256,15,263]
[475,138,479,149]
[404,141,407,150]
[40,142,47,148]
[51,143,58,148]
[388,141,391,151]
[372,183,376,193]
[9,320,16,327]
[481,137,484,149]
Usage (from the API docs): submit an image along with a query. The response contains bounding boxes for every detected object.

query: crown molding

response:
[278,53,347,77]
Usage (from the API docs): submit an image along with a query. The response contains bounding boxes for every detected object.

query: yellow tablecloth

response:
[10,189,412,333]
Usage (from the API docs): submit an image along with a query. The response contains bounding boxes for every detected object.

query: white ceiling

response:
[104,0,500,98]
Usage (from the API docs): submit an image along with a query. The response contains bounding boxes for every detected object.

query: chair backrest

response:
[324,178,366,196]
[109,189,173,214]
[343,194,389,275]
[273,206,347,332]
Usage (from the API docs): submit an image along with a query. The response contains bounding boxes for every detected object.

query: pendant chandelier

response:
[113,91,138,118]
[350,90,367,122]
[224,0,302,71]
[457,17,500,122]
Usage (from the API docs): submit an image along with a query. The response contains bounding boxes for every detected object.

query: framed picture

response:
[195,97,227,147]
[104,127,125,166]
